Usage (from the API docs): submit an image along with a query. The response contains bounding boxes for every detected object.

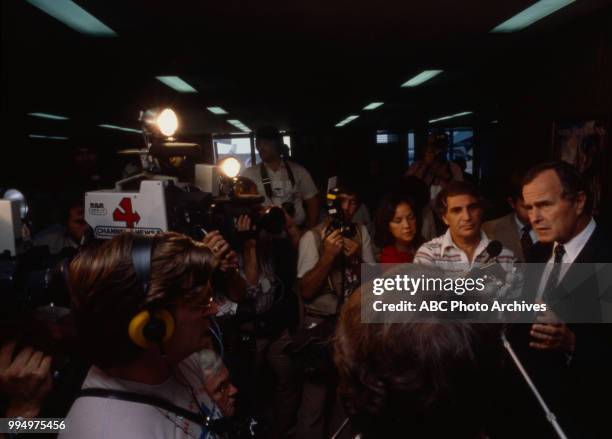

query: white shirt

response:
[514,214,537,243]
[60,354,221,439]
[414,228,516,272]
[241,161,318,226]
[297,224,375,278]
[536,218,596,300]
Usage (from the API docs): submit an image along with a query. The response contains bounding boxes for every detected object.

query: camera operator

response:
[33,193,87,255]
[242,126,320,230]
[222,213,300,439]
[293,183,375,439]
[60,232,226,439]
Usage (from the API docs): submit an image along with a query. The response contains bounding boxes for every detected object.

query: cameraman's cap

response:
[256,126,282,143]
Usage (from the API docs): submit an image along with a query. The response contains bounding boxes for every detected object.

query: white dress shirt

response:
[535,218,596,300]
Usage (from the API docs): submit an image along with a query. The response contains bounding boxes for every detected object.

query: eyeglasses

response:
[168,293,215,310]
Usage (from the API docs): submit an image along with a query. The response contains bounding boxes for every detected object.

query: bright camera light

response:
[219,157,241,178]
[156,109,179,137]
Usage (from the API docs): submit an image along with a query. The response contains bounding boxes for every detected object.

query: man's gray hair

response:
[198,349,223,380]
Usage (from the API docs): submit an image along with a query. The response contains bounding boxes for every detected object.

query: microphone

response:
[466,240,510,300]
[501,331,569,439]
[482,240,503,265]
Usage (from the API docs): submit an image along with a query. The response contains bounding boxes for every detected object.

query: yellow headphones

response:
[127,237,175,349]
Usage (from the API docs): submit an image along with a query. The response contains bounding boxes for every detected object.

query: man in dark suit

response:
[505,161,612,438]
[483,173,543,262]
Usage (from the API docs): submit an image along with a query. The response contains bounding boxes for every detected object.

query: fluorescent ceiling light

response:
[98,124,142,133]
[401,70,443,87]
[227,119,251,132]
[25,0,116,37]
[491,0,575,32]
[207,106,228,115]
[335,115,359,127]
[28,134,68,140]
[156,76,197,93]
[428,111,473,124]
[28,112,69,120]
[363,102,384,110]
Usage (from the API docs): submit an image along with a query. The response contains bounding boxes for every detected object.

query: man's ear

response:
[574,191,587,216]
[442,212,450,226]
[507,196,516,210]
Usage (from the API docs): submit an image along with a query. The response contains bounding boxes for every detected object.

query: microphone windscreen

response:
[486,240,503,258]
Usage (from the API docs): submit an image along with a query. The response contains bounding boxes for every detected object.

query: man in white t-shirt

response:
[295,183,374,439]
[59,232,234,439]
[241,126,319,228]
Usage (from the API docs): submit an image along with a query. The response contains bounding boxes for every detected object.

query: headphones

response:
[127,236,176,349]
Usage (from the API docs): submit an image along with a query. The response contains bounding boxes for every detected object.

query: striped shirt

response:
[414,229,516,275]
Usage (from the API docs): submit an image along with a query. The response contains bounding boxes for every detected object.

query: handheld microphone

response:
[482,240,503,266]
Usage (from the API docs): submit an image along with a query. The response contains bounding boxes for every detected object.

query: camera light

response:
[156,109,179,137]
[219,157,241,178]
[2,189,29,220]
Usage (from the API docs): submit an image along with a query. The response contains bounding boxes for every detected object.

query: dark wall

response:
[479,11,612,217]
[287,9,612,220]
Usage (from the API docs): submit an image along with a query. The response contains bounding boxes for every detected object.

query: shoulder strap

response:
[355,224,363,254]
[77,388,206,425]
[260,164,273,199]
[259,161,296,200]
[284,160,296,187]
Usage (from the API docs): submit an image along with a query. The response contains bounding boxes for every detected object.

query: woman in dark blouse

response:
[374,193,423,263]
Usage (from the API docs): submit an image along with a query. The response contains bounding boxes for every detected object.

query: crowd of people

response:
[1,126,611,439]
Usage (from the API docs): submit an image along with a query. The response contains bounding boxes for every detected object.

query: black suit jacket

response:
[503,225,612,438]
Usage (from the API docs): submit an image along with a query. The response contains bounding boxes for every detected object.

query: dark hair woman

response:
[334,285,502,438]
[374,194,423,263]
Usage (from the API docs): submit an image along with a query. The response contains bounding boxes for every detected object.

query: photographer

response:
[228,213,299,439]
[59,232,224,439]
[405,133,463,201]
[242,126,320,230]
[294,183,374,439]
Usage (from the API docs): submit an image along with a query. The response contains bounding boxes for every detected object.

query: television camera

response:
[84,108,285,247]
[1,189,73,354]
